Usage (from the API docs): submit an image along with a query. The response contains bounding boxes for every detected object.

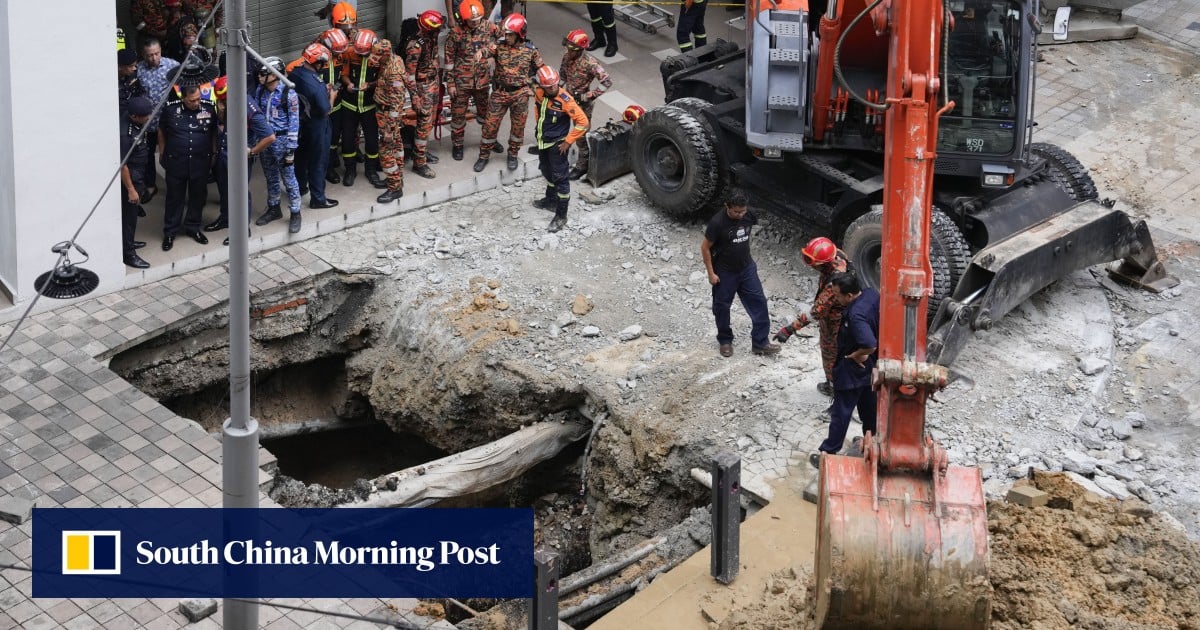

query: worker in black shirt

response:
[158,84,218,251]
[120,97,154,269]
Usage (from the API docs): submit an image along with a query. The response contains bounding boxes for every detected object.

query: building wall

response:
[0,2,125,311]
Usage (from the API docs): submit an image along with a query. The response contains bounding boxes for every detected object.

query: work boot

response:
[507,155,519,171]
[413,164,436,179]
[426,151,439,164]
[342,161,357,186]
[532,197,555,210]
[569,166,587,180]
[527,145,538,155]
[493,143,504,154]
[288,212,302,234]
[587,27,605,51]
[751,343,782,356]
[817,381,834,397]
[547,215,567,233]
[377,188,403,203]
[255,204,283,226]
[452,145,464,161]
[326,152,341,183]
[365,159,387,189]
[604,26,618,57]
[473,157,489,172]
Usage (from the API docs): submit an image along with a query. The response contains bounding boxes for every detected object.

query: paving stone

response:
[0,495,35,524]
[178,598,218,622]
[1007,485,1050,508]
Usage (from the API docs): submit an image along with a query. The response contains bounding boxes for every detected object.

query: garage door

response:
[114,1,387,58]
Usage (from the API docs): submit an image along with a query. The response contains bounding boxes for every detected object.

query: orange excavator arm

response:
[813,0,993,627]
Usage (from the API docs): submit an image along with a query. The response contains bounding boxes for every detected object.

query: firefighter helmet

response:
[330,2,357,27]
[501,13,528,39]
[563,29,589,50]
[802,237,838,265]
[535,65,559,88]
[459,0,485,21]
[352,29,379,56]
[319,28,351,55]
[213,75,228,101]
[622,105,646,123]
[302,42,333,66]
[370,38,394,64]
[418,10,446,32]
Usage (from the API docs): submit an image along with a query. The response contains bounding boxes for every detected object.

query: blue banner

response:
[33,508,534,598]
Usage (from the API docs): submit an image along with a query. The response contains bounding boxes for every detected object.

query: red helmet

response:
[302,42,332,66]
[331,1,357,27]
[213,75,228,101]
[535,65,559,88]
[459,0,485,21]
[501,13,528,39]
[319,28,351,55]
[163,0,182,7]
[623,105,646,123]
[352,29,378,56]
[802,237,838,265]
[563,29,589,50]
[418,10,446,32]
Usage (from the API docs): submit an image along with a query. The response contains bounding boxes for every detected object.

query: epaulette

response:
[524,41,536,50]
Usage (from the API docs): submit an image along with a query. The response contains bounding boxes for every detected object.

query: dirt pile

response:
[717,472,1200,629]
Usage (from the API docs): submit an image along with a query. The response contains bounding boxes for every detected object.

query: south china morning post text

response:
[33,507,534,598]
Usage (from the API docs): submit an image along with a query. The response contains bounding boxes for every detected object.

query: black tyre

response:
[841,207,971,319]
[630,105,720,220]
[660,54,699,82]
[667,97,729,208]
[1030,142,1098,201]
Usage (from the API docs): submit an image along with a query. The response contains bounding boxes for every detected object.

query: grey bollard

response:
[531,548,560,630]
[710,451,741,584]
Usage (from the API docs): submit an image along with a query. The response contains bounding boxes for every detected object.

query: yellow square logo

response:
[61,531,121,575]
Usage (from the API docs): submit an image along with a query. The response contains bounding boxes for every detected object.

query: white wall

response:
[0,2,124,311]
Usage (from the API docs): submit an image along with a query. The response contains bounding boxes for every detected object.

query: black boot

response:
[413,164,436,179]
[377,188,403,203]
[473,157,489,172]
[255,204,283,226]
[452,145,464,161]
[604,25,618,57]
[326,151,341,183]
[342,161,357,186]
[587,25,606,51]
[426,150,440,164]
[532,197,555,210]
[365,158,387,189]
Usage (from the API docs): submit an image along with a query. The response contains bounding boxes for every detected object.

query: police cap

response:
[128,96,154,117]
[118,49,138,66]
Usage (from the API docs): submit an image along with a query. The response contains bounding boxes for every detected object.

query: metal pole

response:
[222,0,259,627]
[710,452,740,584]
[531,549,560,630]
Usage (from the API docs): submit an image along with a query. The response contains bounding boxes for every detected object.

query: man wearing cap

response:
[207,76,277,244]
[158,84,218,251]
[120,97,155,269]
[118,49,147,120]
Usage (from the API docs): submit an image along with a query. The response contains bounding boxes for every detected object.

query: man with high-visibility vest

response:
[530,66,588,233]
[337,29,386,189]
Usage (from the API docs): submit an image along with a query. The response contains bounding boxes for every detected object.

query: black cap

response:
[118,49,138,66]
[128,96,154,117]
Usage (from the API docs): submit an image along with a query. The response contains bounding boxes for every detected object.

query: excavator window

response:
[938,0,1022,156]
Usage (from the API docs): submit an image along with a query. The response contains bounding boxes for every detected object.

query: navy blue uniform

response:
[289,64,334,203]
[705,209,771,348]
[118,74,148,120]
[159,101,218,237]
[120,118,151,255]
[818,287,881,454]
[216,96,276,224]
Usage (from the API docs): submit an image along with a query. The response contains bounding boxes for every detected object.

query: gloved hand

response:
[283,150,295,166]
[774,324,797,343]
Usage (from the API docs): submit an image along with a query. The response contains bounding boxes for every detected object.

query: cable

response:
[832,0,888,111]
[0,1,226,355]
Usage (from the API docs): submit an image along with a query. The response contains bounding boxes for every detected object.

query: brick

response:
[1006,485,1049,508]
[0,496,35,524]
[178,598,218,622]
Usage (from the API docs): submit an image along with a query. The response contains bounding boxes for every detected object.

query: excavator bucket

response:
[585,120,634,187]
[814,452,992,630]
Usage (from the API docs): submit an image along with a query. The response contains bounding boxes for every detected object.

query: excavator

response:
[580,0,1179,626]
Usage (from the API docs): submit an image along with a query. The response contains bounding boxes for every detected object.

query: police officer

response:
[253,56,304,234]
[121,97,154,268]
[530,66,588,233]
[207,76,277,245]
[118,49,148,121]
[289,42,340,209]
[158,84,218,251]
[405,10,446,179]
[372,39,409,204]
[444,0,499,162]
[475,13,544,172]
[559,29,612,180]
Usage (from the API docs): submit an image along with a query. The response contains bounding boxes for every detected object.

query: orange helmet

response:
[302,42,333,66]
[459,0,485,21]
[535,65,559,88]
[802,237,838,265]
[563,29,589,49]
[352,29,378,56]
[623,105,646,123]
[330,1,357,27]
[213,75,228,101]
[319,28,351,54]
[418,10,446,32]
[501,13,528,39]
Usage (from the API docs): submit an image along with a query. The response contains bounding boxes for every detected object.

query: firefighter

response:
[328,1,358,38]
[772,236,853,396]
[319,29,351,184]
[444,0,499,162]
[338,29,386,189]
[530,66,588,233]
[585,1,618,58]
[475,13,544,173]
[558,29,612,180]
[372,39,409,204]
[677,0,708,52]
[405,10,445,179]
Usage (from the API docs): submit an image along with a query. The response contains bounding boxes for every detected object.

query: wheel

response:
[667,97,729,207]
[841,208,971,319]
[660,54,699,80]
[630,105,720,221]
[1030,142,1099,201]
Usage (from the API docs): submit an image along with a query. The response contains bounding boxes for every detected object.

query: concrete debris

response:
[581,325,601,337]
[618,325,643,341]
[1078,355,1109,376]
[571,294,594,316]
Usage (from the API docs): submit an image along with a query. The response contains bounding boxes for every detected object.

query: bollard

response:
[531,548,560,630]
[710,451,741,584]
